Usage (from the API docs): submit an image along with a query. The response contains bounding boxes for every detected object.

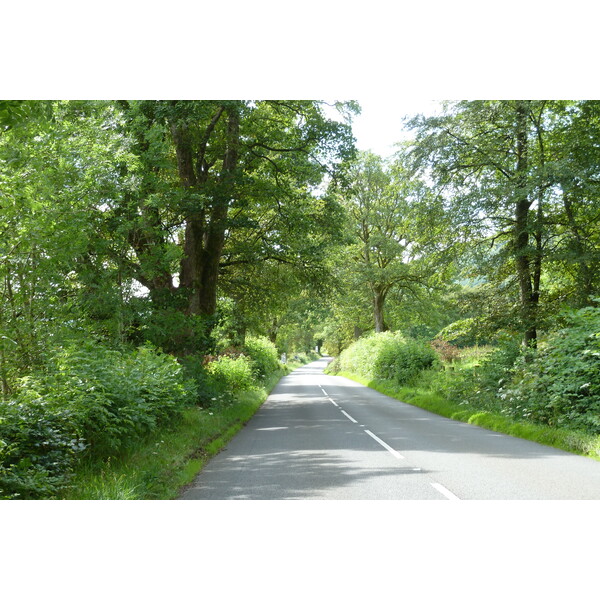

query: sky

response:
[349,98,442,157]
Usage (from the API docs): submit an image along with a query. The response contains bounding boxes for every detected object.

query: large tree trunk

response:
[373,287,388,333]
[513,100,538,348]
[195,107,239,316]
[172,105,240,318]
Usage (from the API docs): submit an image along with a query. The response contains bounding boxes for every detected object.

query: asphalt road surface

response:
[180,357,600,500]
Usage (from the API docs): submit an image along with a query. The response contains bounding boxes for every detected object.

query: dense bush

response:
[0,342,194,498]
[501,307,600,434]
[433,338,521,414]
[0,397,83,499]
[336,331,437,384]
[205,355,256,397]
[437,318,481,347]
[133,302,214,355]
[180,355,220,406]
[243,336,280,380]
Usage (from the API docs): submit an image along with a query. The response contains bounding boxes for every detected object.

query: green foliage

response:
[374,337,437,385]
[205,355,256,397]
[437,318,482,347]
[331,150,454,334]
[243,336,280,380]
[501,306,600,433]
[335,331,437,385]
[179,355,220,406]
[408,100,600,345]
[0,397,83,499]
[423,338,521,416]
[0,342,193,498]
[134,303,214,355]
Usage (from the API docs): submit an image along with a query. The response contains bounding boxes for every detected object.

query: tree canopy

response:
[3,98,600,500]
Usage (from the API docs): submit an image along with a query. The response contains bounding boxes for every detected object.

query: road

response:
[180,357,600,499]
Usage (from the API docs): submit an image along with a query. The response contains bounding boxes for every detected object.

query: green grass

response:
[62,365,296,500]
[336,370,600,461]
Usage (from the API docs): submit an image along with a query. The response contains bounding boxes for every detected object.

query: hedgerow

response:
[334,331,437,384]
[205,354,256,396]
[0,342,194,499]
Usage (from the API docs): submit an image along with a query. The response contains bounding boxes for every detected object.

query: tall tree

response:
[407,101,556,346]
[408,100,600,345]
[0,101,140,387]
[333,151,449,333]
[115,101,355,331]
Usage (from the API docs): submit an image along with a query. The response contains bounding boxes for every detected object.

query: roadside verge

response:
[335,370,600,462]
[63,360,307,500]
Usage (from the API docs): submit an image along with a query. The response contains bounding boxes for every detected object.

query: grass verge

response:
[62,364,298,500]
[336,370,600,461]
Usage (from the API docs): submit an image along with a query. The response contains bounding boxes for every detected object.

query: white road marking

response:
[256,427,289,431]
[364,430,405,460]
[328,398,339,407]
[431,482,461,501]
[341,410,358,423]
[320,389,328,396]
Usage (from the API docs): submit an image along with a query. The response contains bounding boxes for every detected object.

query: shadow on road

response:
[180,358,600,499]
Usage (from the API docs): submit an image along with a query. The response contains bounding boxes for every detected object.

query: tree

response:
[0,101,142,389]
[408,100,600,346]
[408,101,551,346]
[112,100,355,348]
[332,151,451,333]
[543,101,600,307]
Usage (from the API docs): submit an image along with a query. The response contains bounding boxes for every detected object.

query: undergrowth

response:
[61,356,312,500]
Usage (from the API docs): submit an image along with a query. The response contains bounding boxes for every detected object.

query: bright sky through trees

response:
[327,99,443,158]
[354,99,441,156]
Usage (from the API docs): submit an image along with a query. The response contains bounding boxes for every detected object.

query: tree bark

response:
[373,287,388,333]
[172,105,240,318]
[269,318,279,344]
[513,100,537,348]
[196,107,239,316]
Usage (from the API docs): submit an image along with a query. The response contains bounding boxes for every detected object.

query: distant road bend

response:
[180,357,600,500]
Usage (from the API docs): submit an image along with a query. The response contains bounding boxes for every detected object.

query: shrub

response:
[437,318,481,347]
[0,341,194,498]
[134,303,214,355]
[337,331,437,385]
[374,337,437,385]
[205,355,256,396]
[180,355,220,406]
[432,337,521,414]
[501,306,600,434]
[0,397,84,499]
[243,336,280,380]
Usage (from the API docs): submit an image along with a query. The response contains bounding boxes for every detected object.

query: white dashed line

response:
[320,389,328,396]
[328,398,339,407]
[364,430,405,460]
[431,482,460,501]
[341,410,358,423]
